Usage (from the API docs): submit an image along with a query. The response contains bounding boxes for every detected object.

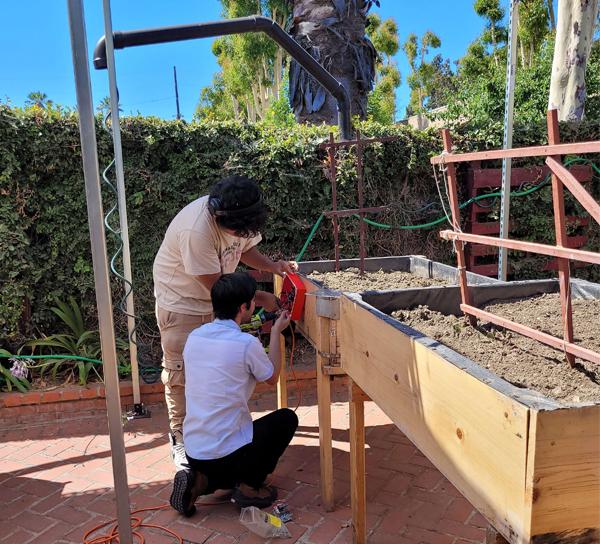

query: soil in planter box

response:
[392,293,600,404]
[308,268,449,291]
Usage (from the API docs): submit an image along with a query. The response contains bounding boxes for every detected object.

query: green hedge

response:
[1,106,599,349]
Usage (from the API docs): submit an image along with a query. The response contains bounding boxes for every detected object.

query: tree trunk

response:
[288,0,376,126]
[547,0,556,30]
[231,96,241,121]
[491,25,499,67]
[519,39,527,68]
[549,0,599,121]
[274,49,284,99]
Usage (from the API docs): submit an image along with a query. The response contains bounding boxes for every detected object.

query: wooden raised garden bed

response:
[280,259,600,544]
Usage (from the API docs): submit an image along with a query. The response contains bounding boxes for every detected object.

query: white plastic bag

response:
[239,506,291,538]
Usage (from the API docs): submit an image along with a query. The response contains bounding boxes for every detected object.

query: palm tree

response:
[25,91,53,109]
[288,0,378,125]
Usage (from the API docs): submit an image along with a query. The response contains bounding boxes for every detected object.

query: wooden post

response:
[316,316,335,511]
[441,129,476,325]
[328,132,341,271]
[273,274,288,408]
[356,130,366,275]
[547,109,575,367]
[349,380,367,544]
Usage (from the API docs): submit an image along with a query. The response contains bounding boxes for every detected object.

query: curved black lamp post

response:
[93,16,352,139]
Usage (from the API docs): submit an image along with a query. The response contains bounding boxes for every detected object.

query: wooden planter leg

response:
[317,316,335,511]
[486,527,509,543]
[274,274,288,408]
[349,380,367,544]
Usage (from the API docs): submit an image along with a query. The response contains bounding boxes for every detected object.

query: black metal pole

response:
[93,16,352,139]
[173,66,181,120]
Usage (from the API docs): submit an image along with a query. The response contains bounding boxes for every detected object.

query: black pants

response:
[187,408,298,492]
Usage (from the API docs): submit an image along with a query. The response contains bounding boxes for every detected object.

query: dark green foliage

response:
[0,107,440,348]
[1,105,599,354]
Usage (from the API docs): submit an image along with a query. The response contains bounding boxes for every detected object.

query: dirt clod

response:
[392,293,600,404]
[308,268,449,291]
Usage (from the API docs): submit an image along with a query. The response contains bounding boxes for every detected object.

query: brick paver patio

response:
[0,388,488,543]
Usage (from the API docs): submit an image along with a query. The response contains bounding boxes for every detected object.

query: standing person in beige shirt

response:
[153,175,296,469]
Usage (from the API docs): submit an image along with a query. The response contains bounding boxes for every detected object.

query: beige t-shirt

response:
[153,196,261,315]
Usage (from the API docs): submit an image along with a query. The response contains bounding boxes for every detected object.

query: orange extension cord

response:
[83,333,300,544]
[288,327,302,412]
[83,504,178,543]
[83,502,230,543]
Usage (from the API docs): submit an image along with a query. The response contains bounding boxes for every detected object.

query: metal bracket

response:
[314,292,340,319]
[125,403,151,420]
[322,365,345,376]
[318,350,340,362]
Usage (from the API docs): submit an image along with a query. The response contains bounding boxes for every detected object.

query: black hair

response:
[211,272,257,320]
[208,175,268,238]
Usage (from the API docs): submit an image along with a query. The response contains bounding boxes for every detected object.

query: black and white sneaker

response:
[170,469,197,517]
[170,433,190,471]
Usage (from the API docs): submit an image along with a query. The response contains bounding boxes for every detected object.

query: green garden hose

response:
[0,353,129,373]
[294,157,598,262]
[2,159,597,380]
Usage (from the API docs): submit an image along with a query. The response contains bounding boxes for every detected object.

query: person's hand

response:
[272,310,291,333]
[272,260,298,277]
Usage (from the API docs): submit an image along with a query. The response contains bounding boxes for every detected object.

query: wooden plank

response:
[328,132,340,270]
[546,111,575,367]
[461,304,600,365]
[274,274,287,408]
[439,230,600,266]
[294,277,322,344]
[469,244,499,257]
[471,164,591,190]
[526,406,600,541]
[431,140,600,165]
[546,157,600,225]
[349,379,367,544]
[441,129,475,325]
[471,222,502,235]
[339,296,531,541]
[317,315,335,512]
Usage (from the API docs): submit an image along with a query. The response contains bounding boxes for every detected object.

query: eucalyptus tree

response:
[403,31,442,114]
[549,0,600,121]
[474,0,506,67]
[196,0,291,122]
[366,13,401,123]
[518,0,550,68]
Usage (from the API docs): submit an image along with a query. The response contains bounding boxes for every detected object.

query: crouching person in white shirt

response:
[170,271,298,516]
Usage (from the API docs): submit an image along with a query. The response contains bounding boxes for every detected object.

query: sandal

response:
[232,485,278,508]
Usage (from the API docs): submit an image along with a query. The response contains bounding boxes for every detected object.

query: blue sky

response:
[1,1,496,121]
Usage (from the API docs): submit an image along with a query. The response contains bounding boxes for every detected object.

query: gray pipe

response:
[93,16,352,139]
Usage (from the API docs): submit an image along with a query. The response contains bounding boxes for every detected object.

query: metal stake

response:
[66,1,133,541]
[101,0,143,409]
[498,0,520,280]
